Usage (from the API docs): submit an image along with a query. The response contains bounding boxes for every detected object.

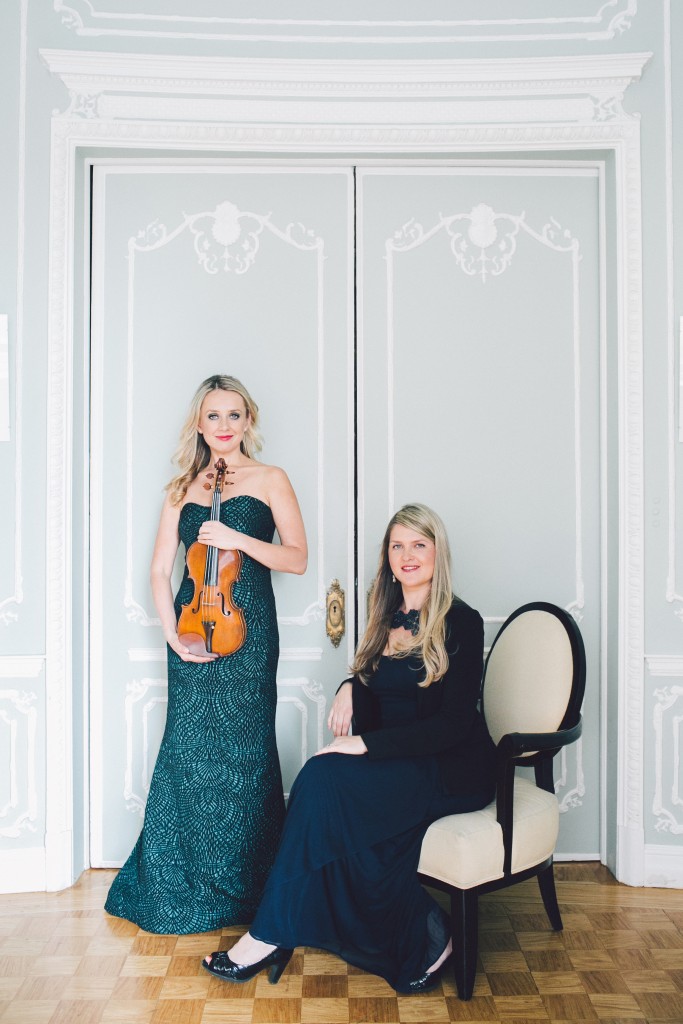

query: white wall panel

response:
[358,165,602,856]
[3,0,675,891]
[89,166,354,866]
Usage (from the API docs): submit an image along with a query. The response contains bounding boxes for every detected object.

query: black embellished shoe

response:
[402,953,452,994]
[202,946,293,985]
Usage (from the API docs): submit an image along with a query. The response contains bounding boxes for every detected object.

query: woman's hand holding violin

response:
[197,521,243,552]
[165,631,218,663]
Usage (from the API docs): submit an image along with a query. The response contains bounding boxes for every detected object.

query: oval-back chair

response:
[417,601,586,1000]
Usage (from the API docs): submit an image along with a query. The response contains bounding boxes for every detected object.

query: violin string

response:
[204,467,221,628]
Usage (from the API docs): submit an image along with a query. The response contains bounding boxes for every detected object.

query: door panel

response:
[358,166,601,856]
[90,166,354,866]
[90,162,603,865]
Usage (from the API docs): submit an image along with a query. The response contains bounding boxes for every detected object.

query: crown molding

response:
[39,50,652,128]
[40,50,652,99]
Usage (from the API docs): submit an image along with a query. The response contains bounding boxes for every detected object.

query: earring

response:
[392,574,396,583]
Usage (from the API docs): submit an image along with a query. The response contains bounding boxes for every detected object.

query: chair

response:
[417,601,586,1000]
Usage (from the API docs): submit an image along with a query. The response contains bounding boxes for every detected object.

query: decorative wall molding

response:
[385,201,586,623]
[555,741,586,813]
[87,158,338,866]
[277,677,326,768]
[42,52,648,888]
[119,197,324,626]
[662,2,683,622]
[41,51,649,128]
[53,0,637,44]
[0,688,38,838]
[92,653,327,858]
[119,675,326,826]
[0,657,44,678]
[646,654,683,676]
[278,647,323,663]
[0,0,28,626]
[123,677,166,816]
[278,599,325,628]
[652,684,683,835]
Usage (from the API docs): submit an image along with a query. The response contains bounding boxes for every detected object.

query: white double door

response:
[90,163,602,866]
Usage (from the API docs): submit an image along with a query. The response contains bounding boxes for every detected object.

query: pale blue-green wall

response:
[1,0,681,880]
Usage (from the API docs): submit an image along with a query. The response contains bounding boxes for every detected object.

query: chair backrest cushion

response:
[483,606,577,746]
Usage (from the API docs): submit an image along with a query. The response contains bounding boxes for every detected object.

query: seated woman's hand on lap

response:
[315,735,367,756]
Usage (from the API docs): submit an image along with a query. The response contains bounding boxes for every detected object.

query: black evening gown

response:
[105,495,285,934]
[250,654,494,991]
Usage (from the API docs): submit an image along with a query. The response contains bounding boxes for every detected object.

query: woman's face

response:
[197,389,249,459]
[387,524,436,591]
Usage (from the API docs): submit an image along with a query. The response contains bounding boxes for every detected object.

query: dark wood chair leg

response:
[450,887,478,1000]
[537,863,563,930]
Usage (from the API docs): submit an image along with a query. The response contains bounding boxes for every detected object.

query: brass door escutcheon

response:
[326,579,345,648]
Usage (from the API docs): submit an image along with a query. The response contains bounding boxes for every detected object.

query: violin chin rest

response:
[178,632,210,656]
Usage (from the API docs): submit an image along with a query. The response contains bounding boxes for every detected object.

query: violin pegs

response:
[203,482,212,490]
[206,472,214,479]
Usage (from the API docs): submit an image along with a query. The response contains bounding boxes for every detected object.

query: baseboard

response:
[616,823,645,886]
[644,843,683,888]
[0,847,46,893]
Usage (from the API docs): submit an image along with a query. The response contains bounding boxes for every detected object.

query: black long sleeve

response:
[359,602,484,760]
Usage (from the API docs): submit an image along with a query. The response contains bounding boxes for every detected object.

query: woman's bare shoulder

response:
[179,476,209,508]
[249,463,293,491]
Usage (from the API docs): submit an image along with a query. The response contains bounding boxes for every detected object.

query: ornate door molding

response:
[40,51,650,889]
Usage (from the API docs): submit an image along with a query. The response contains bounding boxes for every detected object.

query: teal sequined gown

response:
[105,495,285,934]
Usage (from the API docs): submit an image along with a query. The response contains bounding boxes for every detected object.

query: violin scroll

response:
[202,460,235,490]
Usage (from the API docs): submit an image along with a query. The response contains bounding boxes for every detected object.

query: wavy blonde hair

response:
[351,503,454,688]
[166,375,263,506]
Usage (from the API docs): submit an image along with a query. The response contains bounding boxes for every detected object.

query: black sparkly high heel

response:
[401,952,452,994]
[202,946,293,985]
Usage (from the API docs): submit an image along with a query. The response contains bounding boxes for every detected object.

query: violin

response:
[177,458,246,658]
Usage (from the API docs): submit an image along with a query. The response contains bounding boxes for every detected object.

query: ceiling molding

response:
[52,0,638,45]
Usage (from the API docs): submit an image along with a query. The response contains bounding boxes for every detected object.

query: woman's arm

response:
[197,467,307,574]
[150,497,217,663]
[327,680,353,736]
[360,604,485,760]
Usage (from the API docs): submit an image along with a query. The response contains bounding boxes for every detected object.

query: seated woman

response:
[201,502,496,994]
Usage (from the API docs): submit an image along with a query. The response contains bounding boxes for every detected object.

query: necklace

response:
[391,608,420,636]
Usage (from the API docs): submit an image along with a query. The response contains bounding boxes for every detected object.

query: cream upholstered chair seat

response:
[417,601,586,1001]
[419,777,559,889]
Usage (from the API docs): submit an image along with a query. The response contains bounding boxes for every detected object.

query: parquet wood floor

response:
[0,864,682,1023]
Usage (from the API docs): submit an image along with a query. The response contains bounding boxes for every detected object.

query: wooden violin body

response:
[177,459,246,658]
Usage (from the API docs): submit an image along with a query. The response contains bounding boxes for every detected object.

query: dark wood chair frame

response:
[418,601,587,1001]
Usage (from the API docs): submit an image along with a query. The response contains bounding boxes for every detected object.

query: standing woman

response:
[105,374,307,934]
[202,503,495,992]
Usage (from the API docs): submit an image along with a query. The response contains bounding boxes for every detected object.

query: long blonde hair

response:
[351,503,454,687]
[166,375,262,506]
